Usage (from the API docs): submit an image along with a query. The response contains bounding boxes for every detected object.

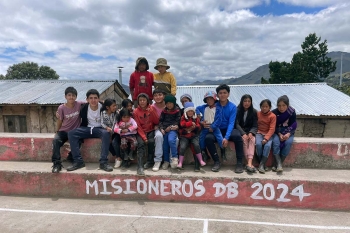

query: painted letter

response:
[148,180,159,195]
[182,180,194,198]
[99,179,112,195]
[111,179,122,194]
[170,180,182,196]
[194,179,205,197]
[137,179,147,194]
[160,180,171,196]
[86,180,98,195]
[123,179,136,194]
[226,182,238,199]
[213,183,226,197]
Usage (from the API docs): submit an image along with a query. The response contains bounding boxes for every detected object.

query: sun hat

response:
[154,58,170,70]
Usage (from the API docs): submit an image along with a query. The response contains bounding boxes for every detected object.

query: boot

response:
[177,155,185,169]
[258,156,268,174]
[195,153,206,166]
[144,153,154,169]
[194,155,200,172]
[137,157,145,176]
[274,154,283,172]
[128,150,135,160]
[202,150,208,163]
[220,148,227,161]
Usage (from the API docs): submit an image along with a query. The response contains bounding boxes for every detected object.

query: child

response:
[51,87,84,173]
[235,94,258,173]
[178,102,206,169]
[119,99,134,114]
[272,95,297,172]
[159,94,181,169]
[196,91,223,164]
[100,98,121,168]
[256,99,276,174]
[67,89,114,172]
[114,108,138,165]
[129,57,154,107]
[153,58,177,96]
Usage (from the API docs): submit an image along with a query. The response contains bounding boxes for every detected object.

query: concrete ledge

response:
[0,161,349,211]
[0,133,350,168]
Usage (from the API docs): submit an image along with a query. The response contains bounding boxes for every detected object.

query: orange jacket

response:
[257,111,276,141]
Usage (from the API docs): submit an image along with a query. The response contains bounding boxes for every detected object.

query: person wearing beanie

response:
[159,94,181,169]
[178,102,206,169]
[153,58,177,96]
[129,57,154,108]
[196,91,223,165]
[133,93,162,175]
[180,93,192,116]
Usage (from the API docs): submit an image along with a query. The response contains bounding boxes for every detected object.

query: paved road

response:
[0,196,349,233]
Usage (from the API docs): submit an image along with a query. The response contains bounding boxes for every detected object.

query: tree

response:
[4,61,59,80]
[262,33,336,84]
[0,74,5,80]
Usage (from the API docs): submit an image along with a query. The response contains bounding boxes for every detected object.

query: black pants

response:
[52,131,82,164]
[112,134,122,159]
[205,129,243,163]
[136,131,155,161]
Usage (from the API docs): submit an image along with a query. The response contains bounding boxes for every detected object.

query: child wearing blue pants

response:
[159,95,181,169]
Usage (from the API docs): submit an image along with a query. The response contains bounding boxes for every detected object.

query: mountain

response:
[191,51,350,85]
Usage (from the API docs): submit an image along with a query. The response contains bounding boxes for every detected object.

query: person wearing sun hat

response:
[153,58,177,96]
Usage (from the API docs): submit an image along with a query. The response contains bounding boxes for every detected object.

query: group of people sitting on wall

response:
[51,56,297,176]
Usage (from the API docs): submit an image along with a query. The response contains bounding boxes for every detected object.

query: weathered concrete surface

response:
[1,196,350,233]
[1,134,350,169]
[0,161,349,211]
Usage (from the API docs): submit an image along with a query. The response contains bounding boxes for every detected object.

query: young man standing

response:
[204,84,244,173]
[51,87,84,173]
[153,58,177,96]
[67,89,113,172]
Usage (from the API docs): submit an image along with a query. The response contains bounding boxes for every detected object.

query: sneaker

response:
[67,162,85,171]
[170,158,178,169]
[211,161,221,172]
[144,162,154,169]
[162,161,170,170]
[52,163,62,173]
[235,163,244,174]
[114,159,122,168]
[100,163,113,172]
[152,162,161,172]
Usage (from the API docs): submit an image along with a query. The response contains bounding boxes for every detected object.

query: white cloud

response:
[277,0,348,7]
[0,0,349,84]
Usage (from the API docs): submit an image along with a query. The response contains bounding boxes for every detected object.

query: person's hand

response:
[242,134,248,140]
[56,111,60,119]
[106,127,112,133]
[209,128,213,132]
[248,133,254,140]
[161,129,165,135]
[279,133,284,141]
[222,139,228,148]
[192,122,196,127]
[283,133,290,140]
[262,139,267,145]
[144,139,148,144]
[171,125,178,130]
[122,129,128,133]
[165,126,171,132]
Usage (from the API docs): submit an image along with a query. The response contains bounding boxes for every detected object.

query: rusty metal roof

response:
[0,80,124,105]
[176,83,350,117]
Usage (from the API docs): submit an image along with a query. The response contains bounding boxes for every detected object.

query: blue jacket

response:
[211,101,237,140]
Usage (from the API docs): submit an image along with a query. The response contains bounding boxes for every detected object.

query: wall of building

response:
[295,118,350,137]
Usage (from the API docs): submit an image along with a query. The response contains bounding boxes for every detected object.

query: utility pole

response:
[340,53,343,86]
[118,66,124,84]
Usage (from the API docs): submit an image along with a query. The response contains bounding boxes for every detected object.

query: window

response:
[4,115,27,133]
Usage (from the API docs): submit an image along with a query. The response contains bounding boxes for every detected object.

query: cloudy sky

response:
[0,0,349,85]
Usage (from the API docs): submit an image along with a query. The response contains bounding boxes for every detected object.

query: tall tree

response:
[0,74,5,80]
[4,61,59,80]
[262,33,336,84]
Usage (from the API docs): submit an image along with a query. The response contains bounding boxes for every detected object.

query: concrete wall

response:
[295,118,350,138]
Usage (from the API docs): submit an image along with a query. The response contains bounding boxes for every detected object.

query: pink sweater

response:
[114,118,138,136]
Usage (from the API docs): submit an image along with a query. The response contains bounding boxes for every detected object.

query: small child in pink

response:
[114,108,138,160]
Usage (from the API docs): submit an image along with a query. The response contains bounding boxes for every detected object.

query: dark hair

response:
[277,95,289,107]
[65,86,77,96]
[237,94,253,122]
[118,108,132,122]
[153,89,166,95]
[101,98,116,113]
[260,99,272,108]
[121,99,133,108]
[216,84,230,94]
[86,89,100,98]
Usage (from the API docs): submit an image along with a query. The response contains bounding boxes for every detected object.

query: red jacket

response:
[133,105,159,141]
[129,71,154,101]
[179,115,201,138]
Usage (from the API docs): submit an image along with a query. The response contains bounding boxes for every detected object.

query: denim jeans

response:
[163,130,178,162]
[272,134,294,157]
[179,136,201,155]
[154,130,164,162]
[255,133,273,158]
[52,131,69,164]
[68,127,110,164]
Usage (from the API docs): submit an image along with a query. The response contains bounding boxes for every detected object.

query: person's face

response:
[127,103,133,111]
[122,115,131,122]
[157,66,167,74]
[138,63,147,72]
[87,94,99,107]
[218,89,229,102]
[243,98,252,110]
[187,110,194,118]
[107,103,117,113]
[277,101,288,113]
[260,102,271,114]
[65,93,77,104]
[153,92,165,103]
[206,97,215,107]
[166,102,174,110]
[181,97,190,107]
[138,97,148,109]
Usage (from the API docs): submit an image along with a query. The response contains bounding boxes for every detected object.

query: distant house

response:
[0,80,128,133]
[176,83,350,138]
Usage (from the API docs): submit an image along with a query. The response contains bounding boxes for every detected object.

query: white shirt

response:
[204,106,216,124]
[87,103,102,127]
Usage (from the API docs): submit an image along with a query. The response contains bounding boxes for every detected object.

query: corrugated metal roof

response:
[176,83,350,117]
[0,80,118,105]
